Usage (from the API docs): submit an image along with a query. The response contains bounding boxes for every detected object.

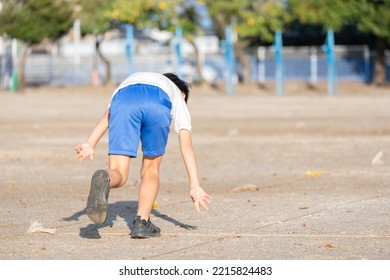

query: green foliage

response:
[177,1,201,36]
[289,0,390,42]
[107,0,204,39]
[76,0,114,35]
[288,0,353,32]
[0,0,74,45]
[202,0,245,38]
[107,0,180,30]
[205,0,242,24]
[203,0,290,43]
[107,0,207,83]
[237,0,290,42]
[351,0,390,42]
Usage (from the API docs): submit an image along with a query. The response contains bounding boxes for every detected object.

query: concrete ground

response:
[0,82,389,260]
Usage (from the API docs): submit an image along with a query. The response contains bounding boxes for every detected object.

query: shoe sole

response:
[130,232,161,239]
[86,170,110,224]
[130,224,161,239]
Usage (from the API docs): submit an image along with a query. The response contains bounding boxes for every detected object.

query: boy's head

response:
[163,73,191,103]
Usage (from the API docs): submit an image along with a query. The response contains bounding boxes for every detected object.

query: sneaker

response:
[130,216,161,238]
[86,170,110,224]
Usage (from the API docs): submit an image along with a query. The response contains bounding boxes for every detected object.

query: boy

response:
[75,72,211,238]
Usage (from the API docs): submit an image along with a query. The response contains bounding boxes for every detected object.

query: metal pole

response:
[9,39,18,92]
[224,25,235,95]
[310,46,318,84]
[48,48,53,85]
[257,46,266,84]
[73,19,81,84]
[273,31,284,95]
[322,29,337,96]
[3,38,11,90]
[0,36,3,88]
[364,45,370,84]
[175,26,184,79]
[125,24,134,75]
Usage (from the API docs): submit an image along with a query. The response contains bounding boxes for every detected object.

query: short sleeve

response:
[172,96,192,133]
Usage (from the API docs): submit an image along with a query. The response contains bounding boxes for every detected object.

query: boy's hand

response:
[189,186,212,213]
[75,143,94,161]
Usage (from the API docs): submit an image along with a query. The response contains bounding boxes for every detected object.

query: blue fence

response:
[1,44,389,88]
[248,45,389,84]
[250,56,373,82]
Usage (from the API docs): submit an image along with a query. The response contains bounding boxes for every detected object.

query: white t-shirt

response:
[110,72,192,133]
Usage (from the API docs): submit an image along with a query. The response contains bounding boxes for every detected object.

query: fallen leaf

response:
[306,170,321,177]
[228,129,239,136]
[371,151,384,165]
[27,221,56,235]
[324,244,335,248]
[152,201,159,209]
[231,184,259,193]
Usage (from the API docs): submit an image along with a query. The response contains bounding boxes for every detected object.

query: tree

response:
[107,0,178,29]
[350,0,390,86]
[0,0,74,91]
[203,0,290,83]
[289,0,390,86]
[288,0,352,31]
[176,1,207,82]
[107,0,206,82]
[76,0,116,86]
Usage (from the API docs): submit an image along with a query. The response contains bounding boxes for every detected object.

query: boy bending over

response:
[75,72,211,238]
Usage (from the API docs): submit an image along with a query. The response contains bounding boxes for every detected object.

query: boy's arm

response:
[178,129,211,213]
[75,109,109,161]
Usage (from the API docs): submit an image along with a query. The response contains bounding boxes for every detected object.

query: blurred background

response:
[0,0,389,94]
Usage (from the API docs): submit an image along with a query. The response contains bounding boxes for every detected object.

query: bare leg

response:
[108,154,131,188]
[87,154,130,224]
[137,155,163,220]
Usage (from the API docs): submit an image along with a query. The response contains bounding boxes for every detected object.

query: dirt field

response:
[0,81,390,260]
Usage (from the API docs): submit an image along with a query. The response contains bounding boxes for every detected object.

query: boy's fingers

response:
[199,200,209,211]
[194,201,200,213]
[78,155,85,162]
[194,198,209,213]
[190,187,211,213]
[76,151,88,161]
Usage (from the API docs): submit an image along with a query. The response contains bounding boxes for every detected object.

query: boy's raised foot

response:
[86,169,110,224]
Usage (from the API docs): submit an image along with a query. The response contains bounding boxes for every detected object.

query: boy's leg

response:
[87,170,110,224]
[137,155,163,220]
[87,155,130,224]
[131,155,162,238]
[108,154,131,188]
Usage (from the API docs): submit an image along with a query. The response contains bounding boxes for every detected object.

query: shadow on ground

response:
[61,201,197,239]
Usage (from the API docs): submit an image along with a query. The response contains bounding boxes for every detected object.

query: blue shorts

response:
[108,84,172,158]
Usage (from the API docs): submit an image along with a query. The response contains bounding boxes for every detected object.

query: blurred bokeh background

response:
[0,0,389,94]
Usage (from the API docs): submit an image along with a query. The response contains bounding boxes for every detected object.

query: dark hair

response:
[163,73,191,103]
